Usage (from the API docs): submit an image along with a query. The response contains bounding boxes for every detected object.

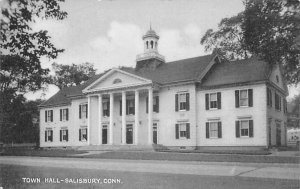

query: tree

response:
[51,62,97,89]
[200,0,300,85]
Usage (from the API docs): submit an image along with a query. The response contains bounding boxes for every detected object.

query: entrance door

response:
[102,125,108,144]
[276,123,281,146]
[153,123,157,144]
[126,124,133,144]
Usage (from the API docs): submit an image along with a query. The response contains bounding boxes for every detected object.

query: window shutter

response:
[79,129,81,141]
[107,101,110,117]
[205,94,209,110]
[236,121,240,138]
[186,93,190,111]
[45,111,47,122]
[186,123,190,139]
[60,109,62,121]
[60,130,62,141]
[270,90,272,107]
[50,110,53,122]
[218,122,222,138]
[50,130,53,141]
[86,104,88,118]
[279,97,282,111]
[175,124,179,139]
[235,90,239,108]
[146,97,148,113]
[175,94,179,111]
[79,105,81,119]
[66,130,69,141]
[45,131,47,142]
[66,109,69,121]
[267,88,270,106]
[156,96,159,113]
[206,122,209,138]
[217,92,221,109]
[120,100,122,116]
[248,89,253,107]
[133,98,135,115]
[249,120,254,137]
[86,128,88,139]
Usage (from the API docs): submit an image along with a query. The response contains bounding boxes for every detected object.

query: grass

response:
[156,149,272,155]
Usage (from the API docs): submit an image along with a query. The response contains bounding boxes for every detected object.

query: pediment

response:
[83,69,152,92]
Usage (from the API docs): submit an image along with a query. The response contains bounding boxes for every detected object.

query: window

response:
[60,108,69,121]
[206,121,222,138]
[275,93,281,111]
[146,96,159,113]
[103,100,110,117]
[113,78,122,84]
[60,129,68,142]
[175,123,190,139]
[45,129,53,142]
[235,89,253,108]
[79,127,87,141]
[45,110,53,122]
[236,120,253,138]
[276,75,279,83]
[267,88,272,107]
[206,92,221,110]
[175,93,190,111]
[79,104,88,119]
[126,99,135,115]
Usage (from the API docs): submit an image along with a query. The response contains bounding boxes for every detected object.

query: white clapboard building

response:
[39,28,288,150]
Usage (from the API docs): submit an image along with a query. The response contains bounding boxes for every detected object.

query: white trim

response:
[82,68,152,93]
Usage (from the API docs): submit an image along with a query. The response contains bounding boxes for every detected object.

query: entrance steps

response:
[76,144,163,152]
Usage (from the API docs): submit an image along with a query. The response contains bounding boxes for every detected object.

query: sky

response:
[23,0,299,101]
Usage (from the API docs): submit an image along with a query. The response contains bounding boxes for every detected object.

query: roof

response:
[201,57,270,88]
[39,55,271,108]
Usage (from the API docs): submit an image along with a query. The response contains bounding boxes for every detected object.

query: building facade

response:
[39,29,288,149]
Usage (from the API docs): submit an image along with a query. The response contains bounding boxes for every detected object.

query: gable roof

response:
[201,57,270,88]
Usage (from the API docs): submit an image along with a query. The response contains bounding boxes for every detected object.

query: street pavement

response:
[0,156,299,189]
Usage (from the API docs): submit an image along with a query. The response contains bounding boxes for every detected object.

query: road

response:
[0,156,299,189]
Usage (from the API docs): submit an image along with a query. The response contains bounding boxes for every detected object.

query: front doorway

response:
[276,123,281,146]
[126,124,133,144]
[102,125,108,144]
[153,123,158,144]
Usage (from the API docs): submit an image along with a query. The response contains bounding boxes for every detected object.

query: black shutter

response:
[218,122,222,138]
[146,97,148,113]
[66,109,69,121]
[86,104,88,118]
[60,130,62,141]
[217,92,221,109]
[186,123,190,139]
[175,124,179,139]
[66,130,69,141]
[50,130,53,141]
[120,100,122,116]
[248,89,253,107]
[60,109,62,121]
[79,105,81,119]
[45,131,47,142]
[156,96,159,113]
[236,121,240,138]
[186,93,190,111]
[175,94,178,111]
[126,100,128,115]
[86,128,88,140]
[267,88,270,106]
[133,98,135,115]
[270,90,272,107]
[235,90,240,108]
[107,101,110,117]
[206,122,209,138]
[45,111,47,122]
[79,129,81,141]
[249,120,254,137]
[205,94,209,110]
[50,110,53,122]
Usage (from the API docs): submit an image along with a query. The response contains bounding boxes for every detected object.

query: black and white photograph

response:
[0,0,300,188]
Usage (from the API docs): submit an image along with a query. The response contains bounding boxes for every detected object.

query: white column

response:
[121,91,126,144]
[87,96,91,145]
[98,94,102,145]
[109,93,114,145]
[135,90,139,145]
[148,88,153,145]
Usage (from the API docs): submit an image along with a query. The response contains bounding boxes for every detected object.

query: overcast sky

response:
[24,0,299,100]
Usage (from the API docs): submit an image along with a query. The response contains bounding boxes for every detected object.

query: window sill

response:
[238,106,250,108]
[208,108,219,111]
[208,137,220,139]
[179,110,187,112]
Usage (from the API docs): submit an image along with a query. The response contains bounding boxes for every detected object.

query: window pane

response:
[210,93,217,101]
[241,120,248,128]
[240,99,248,106]
[240,90,248,98]
[179,94,186,102]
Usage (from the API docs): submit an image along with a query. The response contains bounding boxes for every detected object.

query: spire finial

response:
[150,21,152,30]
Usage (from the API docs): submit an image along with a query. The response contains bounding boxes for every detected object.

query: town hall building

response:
[39,28,288,150]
